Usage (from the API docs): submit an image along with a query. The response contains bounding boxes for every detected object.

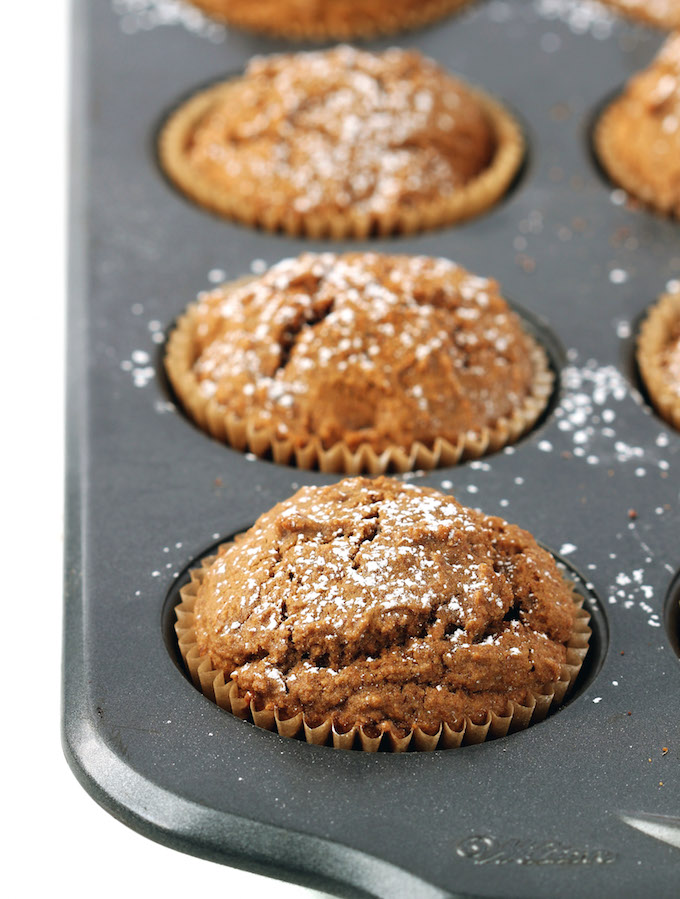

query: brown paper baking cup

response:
[637,290,680,431]
[158,80,524,239]
[174,550,591,752]
[165,297,553,474]
[594,101,680,219]
[185,0,476,41]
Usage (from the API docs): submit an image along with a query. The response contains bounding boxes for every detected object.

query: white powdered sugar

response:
[111,0,227,41]
[533,0,615,39]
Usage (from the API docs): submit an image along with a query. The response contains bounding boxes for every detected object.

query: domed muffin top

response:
[182,46,496,218]
[184,252,547,455]
[194,477,577,731]
[596,33,680,217]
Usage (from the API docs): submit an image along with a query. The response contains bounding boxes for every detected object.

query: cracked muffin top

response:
[158,46,523,237]
[193,477,578,732]
[595,33,680,218]
[166,252,550,464]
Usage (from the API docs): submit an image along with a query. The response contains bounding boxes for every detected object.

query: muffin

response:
[637,286,680,430]
[184,0,476,40]
[159,46,524,238]
[165,253,554,473]
[600,1,680,29]
[175,477,591,751]
[595,33,680,218]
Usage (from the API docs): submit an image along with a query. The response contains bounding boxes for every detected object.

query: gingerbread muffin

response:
[165,253,553,473]
[595,33,680,218]
[159,46,524,238]
[600,0,680,29]
[185,0,476,40]
[175,478,591,751]
[637,286,680,431]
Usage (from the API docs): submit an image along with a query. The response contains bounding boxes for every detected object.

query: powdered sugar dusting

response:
[525,350,677,629]
[554,355,665,470]
[534,0,615,39]
[187,252,544,452]
[111,0,227,41]
[186,45,499,219]
[193,478,578,727]
[425,346,677,634]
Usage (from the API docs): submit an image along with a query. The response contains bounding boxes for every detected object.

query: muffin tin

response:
[63,1,679,897]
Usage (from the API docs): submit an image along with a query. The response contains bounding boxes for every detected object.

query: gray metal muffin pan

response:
[63,1,680,896]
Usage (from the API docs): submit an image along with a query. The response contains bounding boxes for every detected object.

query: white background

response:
[4,3,327,896]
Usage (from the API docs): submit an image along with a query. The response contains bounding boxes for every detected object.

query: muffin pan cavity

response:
[592,32,680,221]
[162,533,607,751]
[65,3,680,897]
[665,569,680,659]
[587,88,622,191]
[157,49,527,239]
[159,282,564,471]
[552,553,609,702]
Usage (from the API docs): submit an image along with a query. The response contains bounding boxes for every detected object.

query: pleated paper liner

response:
[158,80,524,238]
[165,307,553,474]
[184,0,476,42]
[599,0,680,29]
[174,550,592,752]
[637,290,680,432]
[594,99,680,220]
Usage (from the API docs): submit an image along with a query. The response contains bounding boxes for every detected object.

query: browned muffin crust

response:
[165,253,552,469]
[595,34,680,218]
[600,0,680,29]
[159,46,524,237]
[192,477,578,733]
[185,0,475,40]
[666,336,680,386]
[637,288,680,431]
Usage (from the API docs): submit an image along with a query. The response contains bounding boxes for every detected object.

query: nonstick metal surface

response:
[64,2,679,896]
